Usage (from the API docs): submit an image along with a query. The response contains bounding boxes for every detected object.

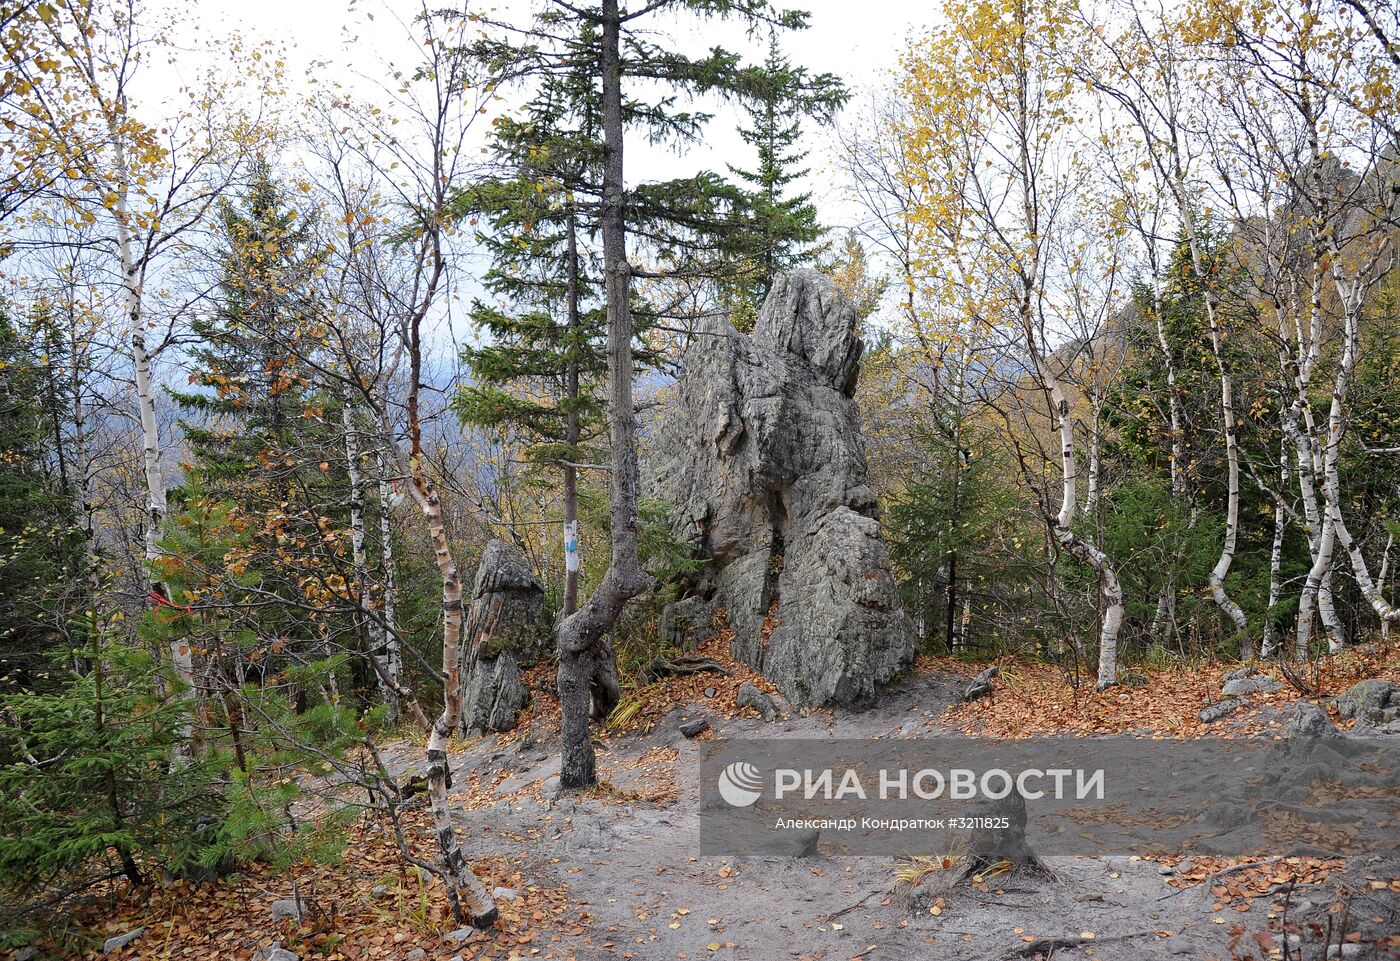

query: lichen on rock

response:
[647,269,916,707]
[459,539,549,732]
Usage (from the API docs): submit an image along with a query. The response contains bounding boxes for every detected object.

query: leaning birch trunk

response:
[1202,309,1250,649]
[1047,377,1124,691]
[394,174,496,922]
[1321,286,1400,627]
[1286,272,1346,652]
[401,428,497,924]
[1165,153,1249,644]
[555,0,653,791]
[1009,45,1122,688]
[107,120,197,750]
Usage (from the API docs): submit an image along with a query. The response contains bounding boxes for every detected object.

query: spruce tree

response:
[0,623,217,900]
[0,307,81,691]
[461,0,848,791]
[454,69,610,617]
[722,33,844,329]
[173,159,320,488]
[166,162,360,706]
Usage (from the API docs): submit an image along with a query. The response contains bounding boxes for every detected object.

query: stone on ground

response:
[737,681,780,721]
[268,899,301,921]
[459,539,549,733]
[1222,675,1282,696]
[102,929,145,953]
[1332,678,1400,728]
[1283,702,1342,739]
[1199,697,1248,723]
[679,717,710,738]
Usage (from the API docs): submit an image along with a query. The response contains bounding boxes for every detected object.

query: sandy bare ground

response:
[367,668,1400,961]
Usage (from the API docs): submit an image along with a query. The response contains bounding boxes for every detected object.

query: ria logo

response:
[717,760,764,807]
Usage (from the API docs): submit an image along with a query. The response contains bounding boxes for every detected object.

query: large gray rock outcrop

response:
[459,539,549,732]
[647,270,916,707]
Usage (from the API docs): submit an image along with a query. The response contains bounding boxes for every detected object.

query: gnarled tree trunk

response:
[555,0,653,791]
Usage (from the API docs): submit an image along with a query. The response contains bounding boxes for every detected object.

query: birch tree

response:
[288,6,500,925]
[1200,0,1400,648]
[3,0,272,729]
[899,0,1126,688]
[1084,0,1253,649]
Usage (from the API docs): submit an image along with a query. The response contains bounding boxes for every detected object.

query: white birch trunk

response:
[1048,377,1124,691]
[1146,236,1181,648]
[1379,535,1395,642]
[1284,389,1329,657]
[376,446,402,693]
[1083,400,1101,520]
[1260,443,1288,659]
[106,119,198,744]
[1150,587,1171,645]
[1152,280,1185,499]
[1161,119,1249,640]
[343,403,396,714]
[403,437,496,923]
[1202,308,1250,643]
[1321,298,1399,626]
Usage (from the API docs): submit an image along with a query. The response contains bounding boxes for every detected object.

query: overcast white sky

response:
[173,0,928,232]
[134,0,931,356]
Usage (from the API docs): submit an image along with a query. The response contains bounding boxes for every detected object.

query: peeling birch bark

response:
[375,446,403,698]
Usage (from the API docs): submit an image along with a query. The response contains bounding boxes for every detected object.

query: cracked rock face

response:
[460,539,548,732]
[647,269,916,707]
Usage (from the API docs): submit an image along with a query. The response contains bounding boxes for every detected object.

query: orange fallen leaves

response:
[934,648,1399,739]
[57,796,583,961]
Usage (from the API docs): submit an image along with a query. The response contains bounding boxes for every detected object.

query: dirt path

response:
[370,669,1399,961]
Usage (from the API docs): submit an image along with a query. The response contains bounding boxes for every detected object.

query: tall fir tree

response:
[722,33,843,330]
[462,0,848,790]
[0,306,81,691]
[454,67,610,618]
[174,159,319,488]
[166,162,363,707]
